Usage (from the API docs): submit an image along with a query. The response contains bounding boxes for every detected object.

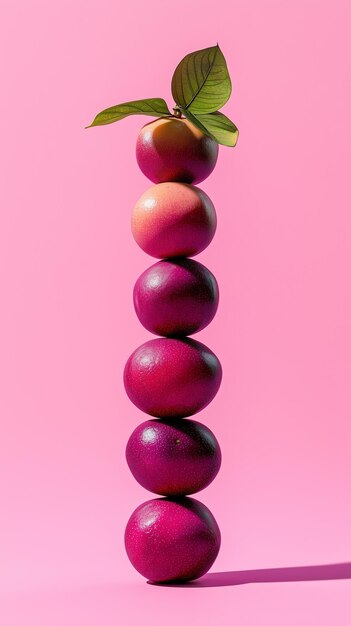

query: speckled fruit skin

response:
[133,258,219,337]
[136,117,218,185]
[126,418,221,496]
[131,182,216,259]
[124,496,221,582]
[123,337,222,418]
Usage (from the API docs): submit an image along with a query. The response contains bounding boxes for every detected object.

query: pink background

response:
[1,0,351,624]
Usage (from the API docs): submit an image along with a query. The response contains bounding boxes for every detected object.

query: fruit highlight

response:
[131,182,217,259]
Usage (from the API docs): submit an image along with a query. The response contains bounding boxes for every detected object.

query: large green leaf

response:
[180,107,239,147]
[86,98,171,128]
[171,45,232,114]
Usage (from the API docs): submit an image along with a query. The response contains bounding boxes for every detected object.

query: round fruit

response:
[133,258,219,337]
[123,337,222,418]
[136,116,218,185]
[124,496,221,582]
[131,182,216,258]
[126,418,221,496]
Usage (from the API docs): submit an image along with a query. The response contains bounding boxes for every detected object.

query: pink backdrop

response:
[1,0,350,624]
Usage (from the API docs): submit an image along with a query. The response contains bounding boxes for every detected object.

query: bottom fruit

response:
[124,496,220,583]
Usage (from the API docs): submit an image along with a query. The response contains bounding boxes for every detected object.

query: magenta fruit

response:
[126,418,221,496]
[123,337,222,418]
[124,496,221,582]
[133,258,219,337]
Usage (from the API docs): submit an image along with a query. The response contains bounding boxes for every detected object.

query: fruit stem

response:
[173,107,183,119]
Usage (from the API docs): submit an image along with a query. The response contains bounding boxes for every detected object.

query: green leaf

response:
[85,98,172,128]
[179,107,239,147]
[171,45,232,114]
[197,111,239,147]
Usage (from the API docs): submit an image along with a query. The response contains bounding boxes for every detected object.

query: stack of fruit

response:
[87,45,238,583]
[124,115,223,583]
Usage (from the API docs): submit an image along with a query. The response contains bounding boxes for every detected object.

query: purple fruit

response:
[136,117,218,185]
[126,418,221,496]
[133,258,219,337]
[124,496,221,582]
[123,337,222,418]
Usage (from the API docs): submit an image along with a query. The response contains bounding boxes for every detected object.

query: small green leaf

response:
[85,98,172,128]
[180,107,239,147]
[197,111,239,147]
[171,45,232,114]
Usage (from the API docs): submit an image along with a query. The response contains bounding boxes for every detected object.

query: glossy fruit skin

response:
[126,418,221,496]
[124,496,221,582]
[133,258,219,337]
[123,337,222,418]
[131,182,216,259]
[136,117,218,185]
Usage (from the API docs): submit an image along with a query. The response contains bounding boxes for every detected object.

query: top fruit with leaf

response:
[86,45,238,185]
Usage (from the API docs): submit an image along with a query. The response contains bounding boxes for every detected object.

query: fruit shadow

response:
[148,562,351,588]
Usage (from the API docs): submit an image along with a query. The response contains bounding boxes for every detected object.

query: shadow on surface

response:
[148,562,351,588]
